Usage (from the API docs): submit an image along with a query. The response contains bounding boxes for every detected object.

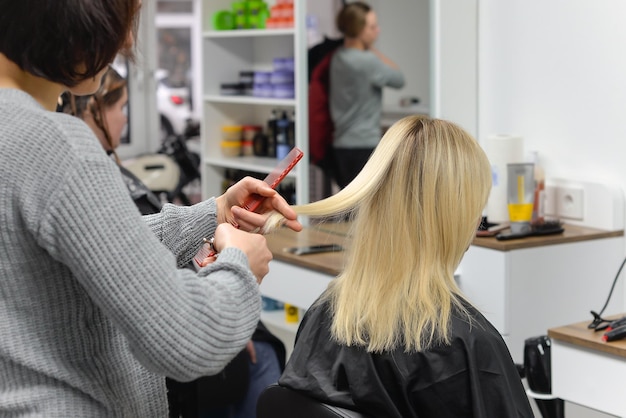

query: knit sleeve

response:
[142,199,219,268]
[365,52,405,89]
[35,153,261,381]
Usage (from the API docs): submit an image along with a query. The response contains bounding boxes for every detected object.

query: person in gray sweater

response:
[330,1,405,189]
[0,1,301,416]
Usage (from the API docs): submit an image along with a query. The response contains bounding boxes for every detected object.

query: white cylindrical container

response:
[485,134,524,223]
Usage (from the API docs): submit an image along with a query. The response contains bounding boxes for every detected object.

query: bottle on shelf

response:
[266,109,278,158]
[288,110,295,148]
[275,110,291,160]
[531,151,545,224]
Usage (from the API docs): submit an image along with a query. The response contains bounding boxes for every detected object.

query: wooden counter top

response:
[266,222,350,276]
[265,222,623,275]
[472,224,623,251]
[548,315,626,359]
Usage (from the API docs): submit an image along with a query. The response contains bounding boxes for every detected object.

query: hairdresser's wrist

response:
[215,195,228,225]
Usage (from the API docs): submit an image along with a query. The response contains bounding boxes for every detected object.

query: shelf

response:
[204,95,296,107]
[200,0,308,205]
[203,28,295,38]
[260,309,300,333]
[204,156,298,176]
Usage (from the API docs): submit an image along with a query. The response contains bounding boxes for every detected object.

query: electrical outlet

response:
[556,186,584,220]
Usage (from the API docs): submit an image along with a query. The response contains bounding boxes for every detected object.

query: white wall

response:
[430,0,477,136]
[478,0,626,223]
[374,0,431,109]
[478,5,626,415]
[307,0,342,40]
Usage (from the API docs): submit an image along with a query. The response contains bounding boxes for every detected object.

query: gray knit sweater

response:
[330,47,405,149]
[0,89,261,417]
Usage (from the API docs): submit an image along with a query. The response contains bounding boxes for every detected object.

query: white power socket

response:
[556,186,584,220]
[543,179,622,230]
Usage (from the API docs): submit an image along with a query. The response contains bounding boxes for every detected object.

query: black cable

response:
[588,255,626,330]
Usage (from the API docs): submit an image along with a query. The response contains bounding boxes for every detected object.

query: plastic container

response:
[232,1,247,17]
[265,17,279,29]
[253,71,271,85]
[507,163,534,234]
[247,1,269,29]
[239,71,254,84]
[283,57,295,72]
[242,125,263,141]
[221,125,243,141]
[220,140,241,157]
[241,140,254,156]
[273,57,294,72]
[269,70,294,85]
[219,83,245,96]
[272,84,294,99]
[248,0,268,16]
[252,83,273,98]
[212,10,235,30]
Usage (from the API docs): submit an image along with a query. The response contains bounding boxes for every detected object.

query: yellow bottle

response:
[284,303,299,323]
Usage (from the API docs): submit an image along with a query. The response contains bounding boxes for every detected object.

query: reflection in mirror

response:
[157,27,195,142]
[307,0,431,128]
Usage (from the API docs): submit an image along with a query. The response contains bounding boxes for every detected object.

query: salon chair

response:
[256,384,369,418]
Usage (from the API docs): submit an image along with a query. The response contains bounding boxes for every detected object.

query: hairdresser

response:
[330,1,405,189]
[59,67,286,418]
[0,0,301,416]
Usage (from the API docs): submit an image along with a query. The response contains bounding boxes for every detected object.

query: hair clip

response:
[588,310,612,332]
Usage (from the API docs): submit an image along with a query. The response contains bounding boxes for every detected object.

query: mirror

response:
[306,0,478,136]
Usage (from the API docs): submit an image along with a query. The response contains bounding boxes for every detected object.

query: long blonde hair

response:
[267,115,492,352]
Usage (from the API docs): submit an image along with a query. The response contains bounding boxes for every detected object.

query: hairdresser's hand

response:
[202,223,272,283]
[216,176,302,233]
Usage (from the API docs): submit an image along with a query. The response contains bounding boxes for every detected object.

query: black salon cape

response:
[279,298,534,418]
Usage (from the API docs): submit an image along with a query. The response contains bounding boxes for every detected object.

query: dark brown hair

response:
[336,1,371,38]
[0,0,140,87]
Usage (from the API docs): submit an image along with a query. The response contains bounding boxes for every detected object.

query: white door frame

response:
[117,1,160,159]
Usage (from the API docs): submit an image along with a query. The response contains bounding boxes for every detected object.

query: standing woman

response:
[330,1,405,189]
[0,1,300,416]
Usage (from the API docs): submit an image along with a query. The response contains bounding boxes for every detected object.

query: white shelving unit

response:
[199,0,309,204]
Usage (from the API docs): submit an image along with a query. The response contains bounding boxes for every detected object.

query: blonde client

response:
[262,115,534,417]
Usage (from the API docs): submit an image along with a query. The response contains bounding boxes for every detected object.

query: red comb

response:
[193,147,304,268]
[242,147,304,212]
